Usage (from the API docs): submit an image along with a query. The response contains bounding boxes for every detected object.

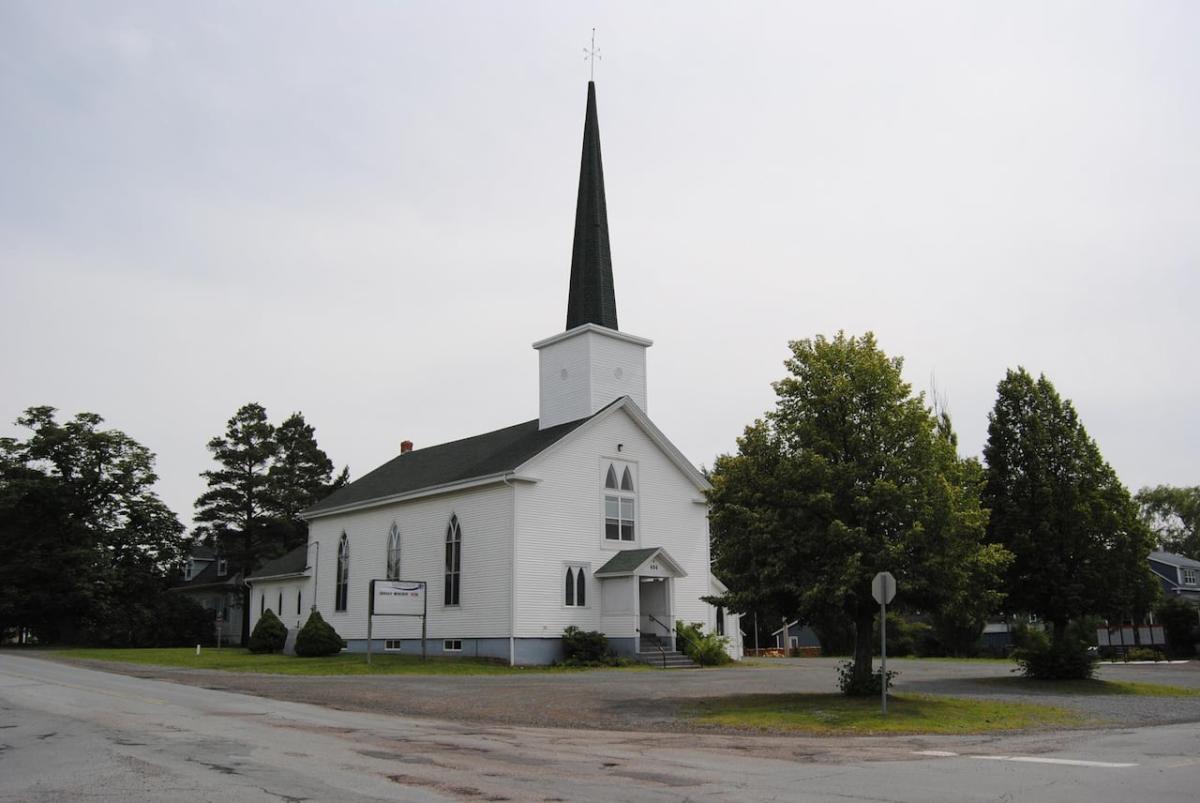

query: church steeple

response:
[535,80,650,430]
[565,81,618,331]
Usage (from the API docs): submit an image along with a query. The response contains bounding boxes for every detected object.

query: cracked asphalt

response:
[38,654,1200,733]
[3,653,1199,802]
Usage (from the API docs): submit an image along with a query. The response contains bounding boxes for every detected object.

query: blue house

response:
[1148,550,1200,607]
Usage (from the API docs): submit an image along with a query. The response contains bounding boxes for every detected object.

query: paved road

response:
[46,654,1200,732]
[2,654,1198,802]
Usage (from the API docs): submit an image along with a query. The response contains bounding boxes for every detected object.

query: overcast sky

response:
[2,2,1197,528]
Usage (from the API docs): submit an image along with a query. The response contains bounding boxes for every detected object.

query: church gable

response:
[515,398,708,496]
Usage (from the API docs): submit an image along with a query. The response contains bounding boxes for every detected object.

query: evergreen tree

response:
[708,333,1009,691]
[982,369,1159,642]
[267,412,347,552]
[194,403,278,643]
[194,404,347,642]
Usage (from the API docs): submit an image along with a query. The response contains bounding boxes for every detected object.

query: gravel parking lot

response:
[48,655,1200,734]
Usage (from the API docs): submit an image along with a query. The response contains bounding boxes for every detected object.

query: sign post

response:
[871,571,897,715]
[366,579,428,665]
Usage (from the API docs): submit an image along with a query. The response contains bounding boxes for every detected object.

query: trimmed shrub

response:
[676,620,732,666]
[1125,647,1167,662]
[248,609,287,654]
[837,660,897,696]
[294,610,346,657]
[1013,638,1098,679]
[560,626,617,666]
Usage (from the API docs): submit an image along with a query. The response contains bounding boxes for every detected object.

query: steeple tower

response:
[566,81,618,331]
[534,81,652,430]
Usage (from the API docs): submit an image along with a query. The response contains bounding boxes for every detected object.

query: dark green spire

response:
[566,81,618,331]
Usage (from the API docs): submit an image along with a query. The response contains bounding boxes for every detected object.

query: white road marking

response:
[969,755,1137,768]
[912,751,1137,768]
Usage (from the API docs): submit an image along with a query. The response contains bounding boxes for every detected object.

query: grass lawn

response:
[689,692,1087,735]
[972,677,1200,697]
[50,647,647,676]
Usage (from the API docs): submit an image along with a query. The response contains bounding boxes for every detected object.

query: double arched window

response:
[386,522,402,580]
[565,565,587,607]
[335,532,349,611]
[603,462,636,542]
[444,515,462,606]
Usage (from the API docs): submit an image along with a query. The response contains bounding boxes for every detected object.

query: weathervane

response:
[583,28,601,80]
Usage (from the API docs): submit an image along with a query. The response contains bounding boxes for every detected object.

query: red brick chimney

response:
[401,440,414,454]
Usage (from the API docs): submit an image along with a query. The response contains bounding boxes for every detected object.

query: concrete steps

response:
[635,649,700,669]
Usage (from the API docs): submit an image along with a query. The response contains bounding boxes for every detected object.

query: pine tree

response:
[194,403,278,643]
[267,412,346,552]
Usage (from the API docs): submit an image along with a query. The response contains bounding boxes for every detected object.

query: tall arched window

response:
[565,564,587,607]
[335,532,349,611]
[444,514,462,606]
[386,522,402,580]
[603,462,636,542]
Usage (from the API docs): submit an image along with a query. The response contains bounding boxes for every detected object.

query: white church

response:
[246,82,742,665]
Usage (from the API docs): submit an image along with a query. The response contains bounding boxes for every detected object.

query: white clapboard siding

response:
[249,579,308,634]
[514,406,714,639]
[537,328,649,429]
[307,484,513,641]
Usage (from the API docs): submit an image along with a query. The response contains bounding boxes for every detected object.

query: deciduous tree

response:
[982,369,1159,642]
[708,333,1009,690]
[0,407,185,643]
[1136,485,1200,559]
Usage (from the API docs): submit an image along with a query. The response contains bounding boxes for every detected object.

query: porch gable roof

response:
[593,547,687,578]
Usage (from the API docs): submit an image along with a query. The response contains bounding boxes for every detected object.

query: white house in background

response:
[245,81,741,665]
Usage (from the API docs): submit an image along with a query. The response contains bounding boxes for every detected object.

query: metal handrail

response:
[634,627,669,668]
[646,613,703,659]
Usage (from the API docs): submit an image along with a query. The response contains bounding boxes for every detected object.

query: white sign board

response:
[872,572,896,605]
[372,580,426,616]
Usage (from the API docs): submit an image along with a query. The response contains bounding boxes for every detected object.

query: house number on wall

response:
[648,563,659,571]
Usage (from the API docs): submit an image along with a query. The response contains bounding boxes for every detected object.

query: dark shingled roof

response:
[246,545,309,580]
[594,548,662,576]
[566,81,619,331]
[190,544,216,560]
[173,556,239,591]
[303,405,614,516]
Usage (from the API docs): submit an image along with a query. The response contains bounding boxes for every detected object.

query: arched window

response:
[444,515,462,606]
[605,465,618,489]
[386,522,402,580]
[603,462,636,542]
[335,532,349,611]
[565,564,587,607]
